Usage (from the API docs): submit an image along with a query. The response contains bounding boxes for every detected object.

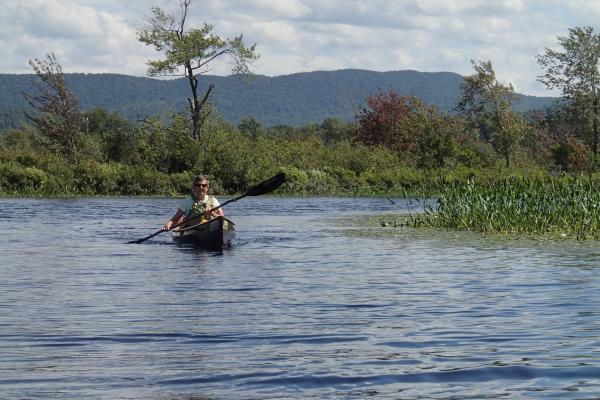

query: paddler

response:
[163,175,224,230]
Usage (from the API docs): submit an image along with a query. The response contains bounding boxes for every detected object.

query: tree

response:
[407,103,460,169]
[267,124,294,139]
[537,26,600,155]
[138,0,259,141]
[23,53,81,162]
[319,117,357,145]
[238,116,264,139]
[356,92,463,167]
[356,91,416,154]
[458,60,523,166]
[80,108,132,162]
[526,108,590,171]
[492,109,527,168]
[551,137,589,172]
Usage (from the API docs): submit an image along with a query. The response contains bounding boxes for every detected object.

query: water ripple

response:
[245,365,600,386]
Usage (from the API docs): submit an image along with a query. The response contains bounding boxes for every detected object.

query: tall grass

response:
[412,176,600,240]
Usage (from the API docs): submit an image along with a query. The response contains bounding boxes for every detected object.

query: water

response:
[1,196,600,399]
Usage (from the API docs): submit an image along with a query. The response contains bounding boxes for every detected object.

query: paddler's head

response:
[193,175,210,198]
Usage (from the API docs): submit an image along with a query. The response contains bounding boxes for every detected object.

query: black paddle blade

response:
[246,172,286,196]
[128,236,149,244]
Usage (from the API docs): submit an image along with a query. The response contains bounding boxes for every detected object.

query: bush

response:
[278,166,310,194]
[0,163,47,194]
[169,172,194,196]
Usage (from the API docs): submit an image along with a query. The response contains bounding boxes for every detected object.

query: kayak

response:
[171,216,236,249]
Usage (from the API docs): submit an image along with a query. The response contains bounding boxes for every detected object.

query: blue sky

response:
[1,0,598,96]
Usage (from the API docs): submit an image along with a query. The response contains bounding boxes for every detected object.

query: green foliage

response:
[0,33,595,201]
[492,109,528,167]
[197,128,256,192]
[0,101,559,198]
[457,60,526,166]
[319,117,357,145]
[81,107,131,162]
[402,102,460,169]
[457,60,515,119]
[0,102,494,197]
[537,26,600,154]
[412,176,600,240]
[138,7,257,77]
[238,116,265,139]
[23,54,81,162]
[0,162,47,194]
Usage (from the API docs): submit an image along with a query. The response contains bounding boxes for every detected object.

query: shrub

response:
[0,163,47,194]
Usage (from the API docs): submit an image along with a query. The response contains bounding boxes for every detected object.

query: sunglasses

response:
[194,183,208,188]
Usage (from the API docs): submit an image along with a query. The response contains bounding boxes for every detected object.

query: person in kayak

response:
[163,175,224,230]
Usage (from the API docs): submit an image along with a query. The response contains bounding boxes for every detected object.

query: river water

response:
[1,196,600,399]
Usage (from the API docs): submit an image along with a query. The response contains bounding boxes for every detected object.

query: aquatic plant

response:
[411,176,600,240]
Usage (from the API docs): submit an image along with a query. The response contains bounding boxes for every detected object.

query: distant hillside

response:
[0,69,559,131]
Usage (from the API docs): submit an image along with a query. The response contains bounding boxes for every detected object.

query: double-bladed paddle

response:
[128,172,286,244]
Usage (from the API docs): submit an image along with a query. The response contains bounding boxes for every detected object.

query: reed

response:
[411,176,600,240]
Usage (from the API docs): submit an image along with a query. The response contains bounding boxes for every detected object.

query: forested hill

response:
[0,69,558,131]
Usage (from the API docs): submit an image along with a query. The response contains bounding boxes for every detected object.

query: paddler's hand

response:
[204,209,215,219]
[163,220,173,231]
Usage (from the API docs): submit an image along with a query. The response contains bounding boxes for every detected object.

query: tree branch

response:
[191,50,229,71]
[199,83,213,109]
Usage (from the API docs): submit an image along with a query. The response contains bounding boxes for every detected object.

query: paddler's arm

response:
[206,208,224,218]
[205,199,224,218]
[163,209,184,231]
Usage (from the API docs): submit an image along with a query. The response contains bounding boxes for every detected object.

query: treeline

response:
[0,98,590,197]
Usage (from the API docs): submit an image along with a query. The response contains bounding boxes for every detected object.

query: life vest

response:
[185,195,217,226]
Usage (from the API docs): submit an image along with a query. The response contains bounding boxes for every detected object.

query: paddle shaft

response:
[202,171,285,214]
[206,192,246,213]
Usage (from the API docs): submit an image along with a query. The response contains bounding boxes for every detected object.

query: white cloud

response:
[252,0,312,18]
[435,48,466,65]
[563,0,600,25]
[250,20,301,47]
[0,0,153,75]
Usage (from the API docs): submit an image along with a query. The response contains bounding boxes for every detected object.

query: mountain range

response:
[0,69,559,131]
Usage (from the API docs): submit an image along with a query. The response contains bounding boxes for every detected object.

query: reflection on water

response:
[1,196,600,399]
